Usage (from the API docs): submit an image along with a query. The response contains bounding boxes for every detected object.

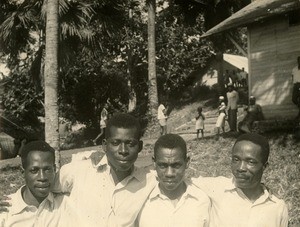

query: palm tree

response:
[0,0,127,157]
[147,0,158,121]
[44,0,60,167]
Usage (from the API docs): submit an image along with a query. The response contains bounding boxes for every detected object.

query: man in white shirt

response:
[54,113,157,226]
[157,101,168,135]
[193,133,288,227]
[0,141,78,227]
[292,56,300,120]
[93,103,109,145]
[226,83,239,132]
[137,134,210,227]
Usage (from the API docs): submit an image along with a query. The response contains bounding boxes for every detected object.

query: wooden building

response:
[202,0,300,120]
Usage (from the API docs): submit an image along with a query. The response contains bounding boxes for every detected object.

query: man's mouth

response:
[35,184,50,190]
[117,159,131,163]
[163,180,176,184]
[235,174,249,181]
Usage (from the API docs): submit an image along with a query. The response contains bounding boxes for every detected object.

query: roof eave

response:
[201,0,300,38]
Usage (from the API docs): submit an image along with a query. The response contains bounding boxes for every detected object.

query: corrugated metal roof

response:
[201,0,300,38]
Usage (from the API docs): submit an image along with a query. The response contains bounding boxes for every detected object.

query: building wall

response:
[248,14,300,119]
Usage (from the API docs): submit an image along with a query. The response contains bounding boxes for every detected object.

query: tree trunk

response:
[127,7,137,113]
[147,0,158,120]
[44,0,60,168]
[216,51,225,95]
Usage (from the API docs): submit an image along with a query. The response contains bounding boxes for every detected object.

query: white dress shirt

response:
[226,90,239,110]
[137,180,210,227]
[193,176,288,227]
[54,155,156,227]
[157,104,167,120]
[0,186,78,227]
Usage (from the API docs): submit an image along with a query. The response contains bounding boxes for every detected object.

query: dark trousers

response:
[228,109,237,131]
[292,83,300,118]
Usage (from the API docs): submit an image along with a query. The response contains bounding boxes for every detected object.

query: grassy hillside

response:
[1,87,299,226]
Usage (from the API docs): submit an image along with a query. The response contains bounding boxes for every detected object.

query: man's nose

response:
[38,170,47,181]
[237,161,247,171]
[118,142,129,155]
[165,167,175,177]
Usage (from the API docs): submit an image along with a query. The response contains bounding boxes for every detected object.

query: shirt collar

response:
[149,179,198,201]
[225,177,277,203]
[10,186,55,215]
[95,154,145,182]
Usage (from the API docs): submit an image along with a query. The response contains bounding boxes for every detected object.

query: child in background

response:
[215,96,227,138]
[195,106,205,139]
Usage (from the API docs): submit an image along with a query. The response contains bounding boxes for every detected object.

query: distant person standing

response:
[195,106,205,139]
[215,96,226,137]
[223,70,230,87]
[226,83,239,132]
[93,103,109,145]
[240,67,248,87]
[236,69,243,87]
[157,101,168,135]
[230,69,238,87]
[292,56,300,120]
[59,118,71,146]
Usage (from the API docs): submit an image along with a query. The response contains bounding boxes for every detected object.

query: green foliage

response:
[156,5,213,101]
[0,0,249,139]
[59,53,129,125]
[1,67,44,139]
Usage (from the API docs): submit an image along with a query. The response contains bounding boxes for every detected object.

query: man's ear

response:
[152,156,156,168]
[138,140,143,153]
[102,139,107,153]
[263,162,268,170]
[186,156,191,168]
[20,166,25,175]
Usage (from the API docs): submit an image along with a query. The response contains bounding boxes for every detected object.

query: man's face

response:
[249,98,256,105]
[103,126,142,172]
[24,151,56,201]
[154,147,189,194]
[231,140,266,190]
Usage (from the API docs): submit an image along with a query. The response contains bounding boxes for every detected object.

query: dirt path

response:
[0,135,199,170]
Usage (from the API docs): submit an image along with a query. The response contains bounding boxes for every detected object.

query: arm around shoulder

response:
[52,162,75,194]
[280,201,289,227]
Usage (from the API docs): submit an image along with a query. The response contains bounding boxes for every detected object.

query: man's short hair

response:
[21,140,55,168]
[105,113,141,139]
[233,133,270,164]
[154,134,187,159]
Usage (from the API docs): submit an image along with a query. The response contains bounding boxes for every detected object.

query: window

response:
[289,9,300,26]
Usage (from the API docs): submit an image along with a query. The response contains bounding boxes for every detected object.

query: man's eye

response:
[232,157,239,162]
[157,163,167,168]
[126,140,138,147]
[45,167,54,173]
[110,140,120,146]
[172,164,182,169]
[248,160,257,165]
[30,169,38,174]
